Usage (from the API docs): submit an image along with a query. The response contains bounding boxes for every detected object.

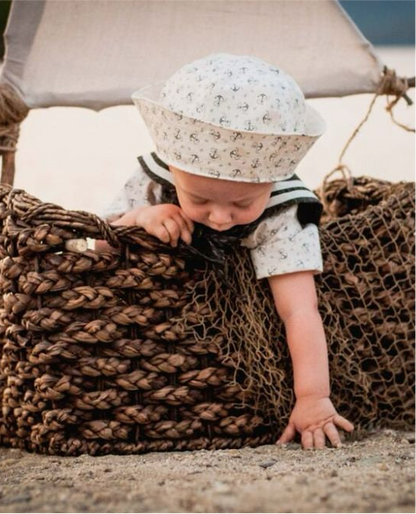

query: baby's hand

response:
[276,395,354,450]
[112,204,194,247]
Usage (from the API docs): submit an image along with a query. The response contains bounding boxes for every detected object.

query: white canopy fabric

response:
[1,0,385,111]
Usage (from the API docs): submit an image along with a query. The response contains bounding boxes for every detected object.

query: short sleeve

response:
[99,166,162,223]
[241,204,323,280]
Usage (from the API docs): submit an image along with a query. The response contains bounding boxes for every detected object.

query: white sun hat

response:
[132,53,326,183]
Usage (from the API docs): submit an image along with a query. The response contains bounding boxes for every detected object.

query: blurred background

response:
[1,0,414,214]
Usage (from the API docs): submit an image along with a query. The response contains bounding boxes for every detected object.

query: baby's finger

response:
[334,415,354,433]
[173,215,193,244]
[181,214,194,234]
[180,228,192,245]
[301,430,314,450]
[153,225,171,244]
[276,423,295,445]
[323,422,343,448]
[95,239,114,252]
[313,428,326,449]
[163,219,181,247]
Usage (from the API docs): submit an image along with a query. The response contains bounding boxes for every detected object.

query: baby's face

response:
[169,166,273,231]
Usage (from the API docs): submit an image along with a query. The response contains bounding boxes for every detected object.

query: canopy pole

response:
[0,84,29,186]
[1,151,16,186]
[404,76,415,104]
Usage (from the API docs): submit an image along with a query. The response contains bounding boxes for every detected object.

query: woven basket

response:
[0,177,414,455]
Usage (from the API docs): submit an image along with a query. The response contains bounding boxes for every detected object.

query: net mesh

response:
[0,176,414,455]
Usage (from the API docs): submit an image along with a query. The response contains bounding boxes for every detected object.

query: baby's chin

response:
[184,214,234,232]
[204,223,235,232]
[197,218,261,231]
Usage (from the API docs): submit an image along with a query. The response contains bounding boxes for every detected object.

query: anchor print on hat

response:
[132,53,326,183]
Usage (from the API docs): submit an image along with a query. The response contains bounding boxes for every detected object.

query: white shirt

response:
[100,154,323,280]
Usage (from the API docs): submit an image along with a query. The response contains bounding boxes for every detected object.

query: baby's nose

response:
[208,207,233,225]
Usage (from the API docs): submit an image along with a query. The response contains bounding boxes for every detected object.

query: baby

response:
[97,53,354,449]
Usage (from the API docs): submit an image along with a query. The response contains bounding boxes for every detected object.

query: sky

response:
[339,0,415,45]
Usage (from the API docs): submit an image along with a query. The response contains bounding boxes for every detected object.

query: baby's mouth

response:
[206,223,235,232]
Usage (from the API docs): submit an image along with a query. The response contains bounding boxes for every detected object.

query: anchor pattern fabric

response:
[132,53,326,183]
[159,54,306,134]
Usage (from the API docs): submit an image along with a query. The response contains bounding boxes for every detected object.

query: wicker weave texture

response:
[0,178,414,455]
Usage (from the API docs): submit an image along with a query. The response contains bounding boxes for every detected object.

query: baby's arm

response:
[95,204,194,251]
[268,270,354,449]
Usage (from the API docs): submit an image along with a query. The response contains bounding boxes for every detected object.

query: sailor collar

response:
[138,152,323,229]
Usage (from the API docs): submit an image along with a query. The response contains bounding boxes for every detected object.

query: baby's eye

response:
[192,198,208,205]
[233,201,253,208]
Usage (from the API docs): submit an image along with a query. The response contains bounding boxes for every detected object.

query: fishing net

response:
[0,176,414,455]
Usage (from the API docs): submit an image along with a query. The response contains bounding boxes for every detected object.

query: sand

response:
[0,428,414,513]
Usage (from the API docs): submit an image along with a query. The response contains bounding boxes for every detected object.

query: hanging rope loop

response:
[319,164,354,218]
[320,66,415,217]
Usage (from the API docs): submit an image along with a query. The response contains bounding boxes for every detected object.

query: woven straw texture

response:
[0,177,414,456]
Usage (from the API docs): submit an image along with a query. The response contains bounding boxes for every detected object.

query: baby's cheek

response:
[238,205,266,224]
[180,204,205,223]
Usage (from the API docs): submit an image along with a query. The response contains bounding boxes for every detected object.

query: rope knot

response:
[377,66,409,98]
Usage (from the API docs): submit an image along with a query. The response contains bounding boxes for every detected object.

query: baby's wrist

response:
[119,205,154,227]
[295,390,331,401]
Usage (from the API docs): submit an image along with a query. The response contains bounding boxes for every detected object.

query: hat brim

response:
[132,82,326,138]
[131,82,326,183]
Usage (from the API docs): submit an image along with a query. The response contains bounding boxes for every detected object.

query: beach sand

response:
[0,429,414,513]
[1,46,414,513]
